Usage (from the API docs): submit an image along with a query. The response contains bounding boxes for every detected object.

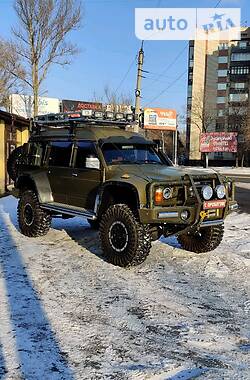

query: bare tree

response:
[228,104,249,167]
[9,0,82,116]
[190,92,217,133]
[189,91,217,167]
[0,39,26,108]
[92,85,133,112]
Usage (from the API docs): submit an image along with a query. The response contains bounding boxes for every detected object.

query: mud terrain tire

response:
[7,146,24,181]
[18,190,52,237]
[178,224,224,253]
[100,204,151,267]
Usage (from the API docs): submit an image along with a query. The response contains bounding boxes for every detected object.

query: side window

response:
[27,143,46,166]
[48,142,73,167]
[75,142,100,169]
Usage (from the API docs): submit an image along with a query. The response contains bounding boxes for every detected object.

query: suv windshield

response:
[102,143,166,165]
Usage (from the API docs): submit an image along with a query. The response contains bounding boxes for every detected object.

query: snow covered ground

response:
[0,196,249,380]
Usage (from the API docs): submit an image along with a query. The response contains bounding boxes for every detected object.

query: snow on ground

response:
[0,196,249,380]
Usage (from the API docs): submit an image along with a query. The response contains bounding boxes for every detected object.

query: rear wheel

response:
[177,224,224,253]
[100,204,151,267]
[18,190,52,237]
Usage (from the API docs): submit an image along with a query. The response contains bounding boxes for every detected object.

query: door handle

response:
[72,173,78,177]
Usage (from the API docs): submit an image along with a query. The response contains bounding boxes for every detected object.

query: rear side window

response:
[48,142,73,167]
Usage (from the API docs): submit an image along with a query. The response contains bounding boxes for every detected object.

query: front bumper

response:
[139,200,238,226]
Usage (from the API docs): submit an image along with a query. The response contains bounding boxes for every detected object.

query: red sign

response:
[200,132,238,153]
[144,108,177,131]
[62,99,103,112]
[203,200,227,210]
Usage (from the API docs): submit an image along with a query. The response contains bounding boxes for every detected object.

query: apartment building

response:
[186,27,250,164]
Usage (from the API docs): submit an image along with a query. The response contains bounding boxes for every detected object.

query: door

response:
[68,141,102,210]
[47,141,74,204]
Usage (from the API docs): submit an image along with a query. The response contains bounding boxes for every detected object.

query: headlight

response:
[201,185,213,200]
[163,187,172,200]
[215,185,226,199]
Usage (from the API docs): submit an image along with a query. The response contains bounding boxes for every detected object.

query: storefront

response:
[0,110,29,195]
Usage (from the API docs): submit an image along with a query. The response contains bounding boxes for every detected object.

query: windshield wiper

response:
[135,160,163,165]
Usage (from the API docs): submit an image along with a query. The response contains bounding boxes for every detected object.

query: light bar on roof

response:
[94,111,104,119]
[115,112,125,120]
[67,112,81,119]
[81,109,93,117]
[126,113,134,122]
[106,111,114,119]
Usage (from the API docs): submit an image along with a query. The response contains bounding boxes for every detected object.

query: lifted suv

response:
[8,111,238,267]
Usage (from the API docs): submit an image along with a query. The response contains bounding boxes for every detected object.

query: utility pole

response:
[134,41,144,133]
[174,126,178,165]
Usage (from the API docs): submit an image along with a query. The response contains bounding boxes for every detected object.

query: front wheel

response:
[177,224,224,253]
[18,190,52,237]
[99,204,151,267]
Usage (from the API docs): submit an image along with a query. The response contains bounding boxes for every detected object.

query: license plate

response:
[203,200,226,210]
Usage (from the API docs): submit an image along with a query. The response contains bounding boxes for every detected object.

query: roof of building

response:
[0,110,30,128]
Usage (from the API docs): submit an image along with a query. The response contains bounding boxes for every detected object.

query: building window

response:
[231,53,250,61]
[229,106,247,115]
[218,109,225,117]
[231,66,250,75]
[189,46,194,60]
[229,93,248,102]
[187,85,192,97]
[216,123,224,131]
[232,82,246,89]
[189,60,194,68]
[218,56,228,63]
[217,97,226,104]
[217,83,227,90]
[239,41,247,49]
[218,69,228,77]
[218,43,228,50]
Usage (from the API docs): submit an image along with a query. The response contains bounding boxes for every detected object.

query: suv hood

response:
[109,164,218,183]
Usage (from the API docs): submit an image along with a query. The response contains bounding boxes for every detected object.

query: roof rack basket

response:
[32,110,135,134]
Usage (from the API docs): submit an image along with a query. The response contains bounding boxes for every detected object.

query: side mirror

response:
[86,156,100,170]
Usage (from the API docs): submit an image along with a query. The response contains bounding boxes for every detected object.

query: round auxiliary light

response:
[201,185,213,200]
[180,210,190,221]
[163,187,172,200]
[215,184,226,199]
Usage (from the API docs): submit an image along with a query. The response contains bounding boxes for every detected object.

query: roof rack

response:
[33,110,135,133]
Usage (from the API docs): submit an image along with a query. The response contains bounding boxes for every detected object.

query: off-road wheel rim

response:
[24,203,34,226]
[108,221,129,252]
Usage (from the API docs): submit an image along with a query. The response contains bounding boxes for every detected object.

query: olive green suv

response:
[8,111,238,267]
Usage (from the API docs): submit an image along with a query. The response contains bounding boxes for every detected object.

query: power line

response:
[144,70,187,106]
[114,56,137,94]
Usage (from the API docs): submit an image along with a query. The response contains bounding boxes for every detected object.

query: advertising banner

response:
[10,94,60,119]
[200,132,238,153]
[144,108,177,131]
[62,99,102,112]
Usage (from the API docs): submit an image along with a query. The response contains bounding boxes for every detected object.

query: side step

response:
[41,202,96,220]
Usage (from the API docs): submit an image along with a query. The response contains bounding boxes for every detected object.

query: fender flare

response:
[16,172,53,203]
[96,181,140,216]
